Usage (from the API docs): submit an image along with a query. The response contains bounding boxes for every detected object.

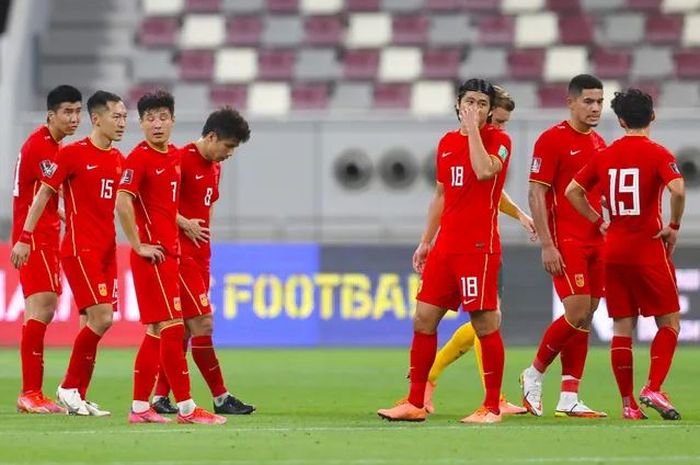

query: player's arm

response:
[529,181,564,276]
[654,178,686,254]
[565,180,605,226]
[177,213,210,248]
[10,184,56,268]
[413,182,444,274]
[462,108,502,180]
[115,191,165,264]
[500,191,537,241]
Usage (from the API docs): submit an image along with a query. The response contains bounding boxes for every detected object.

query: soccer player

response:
[116,90,225,424]
[11,90,126,416]
[377,78,511,424]
[566,88,685,420]
[520,74,607,418]
[149,107,255,416]
[423,87,531,416]
[11,85,82,414]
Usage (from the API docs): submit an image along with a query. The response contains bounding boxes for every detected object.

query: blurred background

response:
[0,0,698,348]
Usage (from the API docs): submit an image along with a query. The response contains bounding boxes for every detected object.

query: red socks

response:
[21,319,47,393]
[611,335,636,408]
[560,329,589,393]
[408,332,437,408]
[479,330,505,414]
[133,333,160,402]
[62,326,102,390]
[160,324,192,403]
[191,335,227,397]
[154,337,189,398]
[648,327,678,391]
[533,315,578,373]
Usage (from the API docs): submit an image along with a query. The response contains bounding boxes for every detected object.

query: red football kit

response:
[529,120,607,299]
[574,135,682,318]
[12,126,62,297]
[417,124,512,312]
[42,137,123,311]
[177,143,220,319]
[118,141,182,324]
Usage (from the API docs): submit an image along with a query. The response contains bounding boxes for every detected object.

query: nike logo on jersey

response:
[86,165,98,170]
[441,151,452,158]
[155,169,165,175]
[570,149,582,156]
[463,298,476,305]
[195,175,205,180]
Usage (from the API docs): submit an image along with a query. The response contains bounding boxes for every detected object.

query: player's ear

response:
[617,117,628,129]
[651,111,656,123]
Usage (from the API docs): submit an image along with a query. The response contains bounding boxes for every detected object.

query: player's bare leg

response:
[610,316,647,420]
[378,302,446,422]
[640,312,681,420]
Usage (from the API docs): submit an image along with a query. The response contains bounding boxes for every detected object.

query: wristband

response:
[594,216,604,228]
[669,222,680,231]
[18,230,33,244]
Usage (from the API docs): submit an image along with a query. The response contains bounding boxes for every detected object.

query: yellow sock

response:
[428,322,476,383]
[474,336,486,390]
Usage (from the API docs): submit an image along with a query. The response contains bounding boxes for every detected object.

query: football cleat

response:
[520,367,543,417]
[460,406,502,424]
[17,392,50,414]
[213,394,256,415]
[38,394,67,414]
[424,381,436,414]
[56,386,89,416]
[129,408,172,424]
[554,399,607,418]
[623,406,648,420]
[639,387,680,420]
[177,407,227,425]
[152,397,178,414]
[84,400,111,417]
[499,394,528,416]
[377,401,427,422]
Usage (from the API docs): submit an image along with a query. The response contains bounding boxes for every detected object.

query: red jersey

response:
[574,135,683,265]
[42,137,123,257]
[178,143,220,262]
[434,124,512,254]
[119,141,181,257]
[529,121,607,246]
[12,126,61,248]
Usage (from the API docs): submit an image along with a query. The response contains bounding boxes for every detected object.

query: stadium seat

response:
[267,0,298,13]
[515,12,559,47]
[421,49,461,79]
[343,49,380,80]
[291,82,330,110]
[626,0,662,11]
[262,16,303,47]
[392,15,429,45]
[459,47,507,79]
[627,81,660,102]
[133,50,177,82]
[295,48,339,80]
[373,83,412,109]
[630,46,674,79]
[428,15,476,46]
[379,47,422,82]
[172,83,209,110]
[662,0,700,13]
[143,0,184,15]
[660,80,700,107]
[330,82,373,110]
[180,15,225,48]
[186,0,221,12]
[128,83,171,107]
[139,17,179,47]
[601,79,621,110]
[179,49,215,81]
[502,0,545,13]
[462,0,501,12]
[478,15,514,45]
[226,16,263,45]
[558,14,594,44]
[214,48,258,82]
[382,0,425,12]
[674,50,700,78]
[209,84,248,109]
[544,46,588,82]
[498,81,538,107]
[601,14,645,46]
[508,49,545,79]
[258,49,295,80]
[581,0,624,10]
[538,83,568,108]
[304,16,344,46]
[593,48,632,79]
[221,0,264,12]
[346,0,380,11]
[646,14,683,44]
[346,13,391,48]
[248,82,291,115]
[682,13,700,46]
[425,0,461,11]
[301,0,343,14]
[411,80,453,115]
[546,0,582,12]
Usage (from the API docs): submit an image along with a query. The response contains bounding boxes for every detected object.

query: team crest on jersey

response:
[531,157,542,173]
[670,162,680,175]
[575,274,585,288]
[120,169,133,184]
[174,297,182,312]
[498,145,509,161]
[98,283,108,296]
[40,160,57,178]
[199,293,209,307]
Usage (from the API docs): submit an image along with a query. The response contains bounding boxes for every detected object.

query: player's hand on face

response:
[137,243,166,264]
[654,227,678,254]
[10,242,31,269]
[518,213,538,242]
[459,107,479,134]
[541,243,565,276]
[412,241,432,274]
[182,218,210,248]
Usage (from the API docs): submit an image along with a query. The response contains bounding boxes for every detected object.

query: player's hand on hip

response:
[654,227,678,255]
[183,218,210,248]
[413,242,431,274]
[136,243,166,264]
[518,213,538,242]
[541,243,565,276]
[10,242,31,269]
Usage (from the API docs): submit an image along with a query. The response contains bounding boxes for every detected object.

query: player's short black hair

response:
[137,90,175,119]
[610,88,654,129]
[457,78,496,108]
[493,85,515,112]
[46,85,82,112]
[568,74,603,97]
[201,106,251,143]
[87,90,123,115]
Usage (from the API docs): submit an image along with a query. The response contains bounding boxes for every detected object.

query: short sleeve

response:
[529,131,558,186]
[212,163,221,203]
[486,130,511,166]
[41,146,73,192]
[657,147,683,185]
[118,150,146,196]
[435,136,448,184]
[573,156,600,192]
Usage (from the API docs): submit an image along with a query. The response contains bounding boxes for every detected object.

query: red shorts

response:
[605,262,680,318]
[19,246,62,298]
[417,249,500,312]
[62,252,117,312]
[131,252,182,324]
[553,241,604,300]
[178,255,212,319]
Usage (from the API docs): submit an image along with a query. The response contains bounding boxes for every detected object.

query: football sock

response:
[479,330,505,414]
[21,319,47,394]
[610,336,637,408]
[560,329,589,395]
[408,331,437,408]
[191,335,228,398]
[62,326,102,391]
[428,322,476,383]
[131,400,150,414]
[214,392,231,407]
[474,335,485,390]
[177,399,196,416]
[153,336,188,399]
[160,323,192,403]
[647,326,678,391]
[533,315,578,373]
[133,333,160,403]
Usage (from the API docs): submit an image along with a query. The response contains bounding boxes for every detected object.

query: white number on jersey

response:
[461,276,478,298]
[170,181,178,202]
[451,166,464,187]
[100,179,114,199]
[204,187,213,207]
[608,168,640,216]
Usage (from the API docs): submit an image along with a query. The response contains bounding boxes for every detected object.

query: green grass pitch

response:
[1,347,699,465]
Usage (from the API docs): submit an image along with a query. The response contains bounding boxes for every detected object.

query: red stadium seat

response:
[258,49,296,80]
[185,0,221,12]
[508,49,545,80]
[346,0,380,11]
[226,16,263,45]
[674,51,700,78]
[179,50,215,81]
[461,0,501,13]
[392,15,429,45]
[625,0,661,11]
[421,48,462,79]
[267,0,298,13]
[646,15,683,45]
[538,83,568,108]
[209,84,248,109]
[592,48,632,79]
[625,81,660,102]
[478,16,514,46]
[373,83,411,109]
[304,15,344,46]
[139,17,179,47]
[343,49,380,80]
[291,82,330,109]
[559,15,594,45]
[426,0,461,11]
[129,83,170,107]
[546,0,581,13]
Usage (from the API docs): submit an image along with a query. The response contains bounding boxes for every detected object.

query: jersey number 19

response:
[608,168,640,216]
